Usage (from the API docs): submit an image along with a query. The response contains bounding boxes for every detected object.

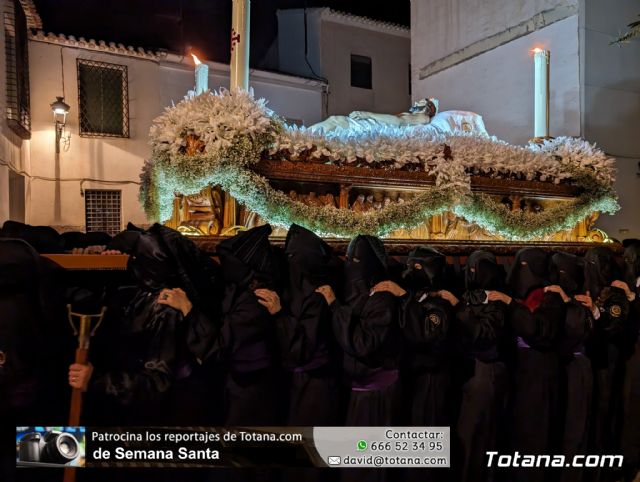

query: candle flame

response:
[192,54,202,65]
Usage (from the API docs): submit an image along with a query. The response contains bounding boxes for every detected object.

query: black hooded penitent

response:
[549,252,584,297]
[332,235,402,425]
[455,250,511,482]
[216,224,277,289]
[402,245,447,291]
[0,239,68,421]
[89,225,220,421]
[285,224,332,290]
[344,234,388,301]
[277,224,340,425]
[464,250,505,303]
[549,252,591,357]
[584,246,621,299]
[399,245,453,430]
[211,224,282,425]
[507,247,550,300]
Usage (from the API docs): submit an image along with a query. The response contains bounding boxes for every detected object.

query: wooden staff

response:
[64,305,106,482]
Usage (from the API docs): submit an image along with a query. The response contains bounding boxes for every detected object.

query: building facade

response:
[277,8,411,116]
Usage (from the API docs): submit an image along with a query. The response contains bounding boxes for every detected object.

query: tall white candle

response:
[192,54,209,95]
[230,0,250,90]
[533,48,550,138]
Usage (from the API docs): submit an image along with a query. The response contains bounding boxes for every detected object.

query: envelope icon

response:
[328,456,341,465]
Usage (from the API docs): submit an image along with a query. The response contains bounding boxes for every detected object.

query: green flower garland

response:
[142,90,619,240]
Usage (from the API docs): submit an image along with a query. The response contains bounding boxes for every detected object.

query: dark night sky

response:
[32,0,410,68]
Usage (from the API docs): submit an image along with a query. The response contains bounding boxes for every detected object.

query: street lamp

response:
[50,96,70,153]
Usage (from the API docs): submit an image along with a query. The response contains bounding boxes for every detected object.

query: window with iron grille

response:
[350,54,372,90]
[4,0,31,139]
[84,189,122,235]
[77,59,129,137]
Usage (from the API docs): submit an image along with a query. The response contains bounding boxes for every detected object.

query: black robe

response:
[399,246,455,428]
[550,252,593,482]
[454,250,511,482]
[216,285,281,425]
[0,239,71,482]
[88,290,190,424]
[506,248,565,482]
[621,242,640,480]
[276,224,341,426]
[86,227,220,425]
[558,301,594,482]
[332,235,402,426]
[509,290,565,482]
[400,294,453,426]
[332,290,401,425]
[215,224,283,426]
[584,247,631,473]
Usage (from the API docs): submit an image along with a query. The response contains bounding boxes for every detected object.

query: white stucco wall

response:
[581,0,640,239]
[26,41,325,231]
[412,2,581,145]
[27,43,159,230]
[320,20,411,116]
[0,0,30,225]
[278,8,411,116]
[412,0,578,66]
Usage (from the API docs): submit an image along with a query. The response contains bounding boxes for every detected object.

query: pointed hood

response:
[549,252,584,296]
[584,246,620,298]
[507,248,550,300]
[285,224,333,315]
[344,235,387,300]
[402,245,446,291]
[148,224,220,314]
[465,250,505,291]
[216,224,277,288]
[127,230,179,292]
[285,224,332,286]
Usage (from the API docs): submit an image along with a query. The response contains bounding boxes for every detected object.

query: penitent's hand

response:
[486,291,512,305]
[370,280,407,298]
[611,280,636,301]
[434,289,459,306]
[544,285,571,303]
[315,285,336,306]
[574,291,600,319]
[69,363,93,392]
[157,288,193,317]
[255,289,282,315]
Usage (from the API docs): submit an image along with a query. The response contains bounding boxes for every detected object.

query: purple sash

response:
[352,369,399,392]
[517,336,531,349]
[293,355,329,373]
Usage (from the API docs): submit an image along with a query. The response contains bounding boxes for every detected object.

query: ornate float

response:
[140,90,618,252]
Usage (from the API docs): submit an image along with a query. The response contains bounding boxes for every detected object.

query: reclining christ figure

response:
[308,98,489,137]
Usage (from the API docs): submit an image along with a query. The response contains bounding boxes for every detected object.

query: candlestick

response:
[192,54,209,95]
[533,48,550,138]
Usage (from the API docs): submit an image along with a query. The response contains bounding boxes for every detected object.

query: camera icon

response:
[18,431,80,465]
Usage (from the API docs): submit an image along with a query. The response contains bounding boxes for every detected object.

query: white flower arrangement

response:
[142,90,618,240]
